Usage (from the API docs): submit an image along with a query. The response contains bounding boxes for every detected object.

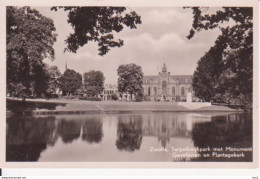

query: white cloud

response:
[39,7,222,84]
[143,8,188,25]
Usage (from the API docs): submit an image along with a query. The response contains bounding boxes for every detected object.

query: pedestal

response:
[186,92,192,103]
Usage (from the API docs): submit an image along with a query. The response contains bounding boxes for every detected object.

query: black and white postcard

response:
[0,0,259,169]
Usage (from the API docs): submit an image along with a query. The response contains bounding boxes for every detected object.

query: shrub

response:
[144,95,151,101]
[107,94,112,100]
[176,95,181,102]
[111,93,119,100]
[181,98,186,102]
[63,95,76,100]
[135,92,144,102]
[79,97,101,101]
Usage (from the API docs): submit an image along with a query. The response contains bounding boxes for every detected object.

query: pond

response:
[6,112,252,162]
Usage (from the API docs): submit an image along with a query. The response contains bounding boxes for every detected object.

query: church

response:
[143,63,193,102]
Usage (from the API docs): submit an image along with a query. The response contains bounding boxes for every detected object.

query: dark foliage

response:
[7,7,57,98]
[59,69,82,95]
[51,6,141,56]
[83,70,105,97]
[187,7,253,111]
[117,63,144,101]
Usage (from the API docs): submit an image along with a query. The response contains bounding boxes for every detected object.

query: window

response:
[172,87,175,96]
[148,87,151,96]
[154,87,157,95]
[181,87,185,96]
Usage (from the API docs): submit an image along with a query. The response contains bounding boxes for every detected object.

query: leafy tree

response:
[187,7,253,110]
[83,70,105,97]
[32,63,51,97]
[192,42,225,102]
[117,63,143,101]
[7,6,57,99]
[59,69,82,95]
[51,6,141,56]
[46,65,61,96]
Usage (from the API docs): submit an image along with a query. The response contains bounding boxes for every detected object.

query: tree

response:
[117,63,143,101]
[59,69,82,95]
[83,70,105,97]
[187,7,253,110]
[192,42,225,102]
[31,63,51,97]
[51,7,141,56]
[46,65,61,96]
[7,6,57,99]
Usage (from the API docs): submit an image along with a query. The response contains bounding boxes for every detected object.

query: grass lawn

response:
[7,98,242,115]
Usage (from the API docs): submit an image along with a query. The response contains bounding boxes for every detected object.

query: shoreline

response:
[6,98,244,116]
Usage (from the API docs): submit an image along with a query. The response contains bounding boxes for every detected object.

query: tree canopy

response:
[83,70,105,97]
[51,6,142,56]
[117,63,143,101]
[192,41,225,102]
[46,65,61,95]
[7,6,57,98]
[188,7,253,110]
[59,69,82,95]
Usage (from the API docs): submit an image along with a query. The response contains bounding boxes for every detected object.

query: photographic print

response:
[3,0,258,168]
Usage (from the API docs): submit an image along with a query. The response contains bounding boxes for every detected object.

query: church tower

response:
[161,63,170,78]
[162,63,167,72]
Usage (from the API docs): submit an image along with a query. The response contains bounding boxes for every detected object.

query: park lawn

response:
[7,98,242,115]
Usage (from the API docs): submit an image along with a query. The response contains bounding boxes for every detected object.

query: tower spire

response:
[162,62,167,72]
[65,60,67,71]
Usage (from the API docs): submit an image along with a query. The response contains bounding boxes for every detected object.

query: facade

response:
[100,84,118,100]
[101,84,133,101]
[143,63,193,101]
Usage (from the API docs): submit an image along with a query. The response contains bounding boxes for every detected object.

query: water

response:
[6,112,252,162]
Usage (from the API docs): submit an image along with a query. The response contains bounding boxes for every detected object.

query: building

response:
[101,84,118,100]
[101,84,133,101]
[143,63,193,101]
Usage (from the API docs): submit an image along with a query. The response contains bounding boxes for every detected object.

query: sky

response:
[35,7,222,84]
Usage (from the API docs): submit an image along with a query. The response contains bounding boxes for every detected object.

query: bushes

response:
[111,93,119,100]
[135,92,144,102]
[176,95,181,102]
[79,97,102,101]
[144,95,151,101]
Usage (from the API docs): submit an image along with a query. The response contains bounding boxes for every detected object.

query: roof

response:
[104,84,118,89]
[171,75,193,84]
[143,75,193,84]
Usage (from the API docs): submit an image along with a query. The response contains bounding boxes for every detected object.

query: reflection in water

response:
[116,115,143,152]
[142,114,191,148]
[6,116,55,161]
[60,120,81,143]
[6,113,252,162]
[82,117,103,143]
[191,113,252,161]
